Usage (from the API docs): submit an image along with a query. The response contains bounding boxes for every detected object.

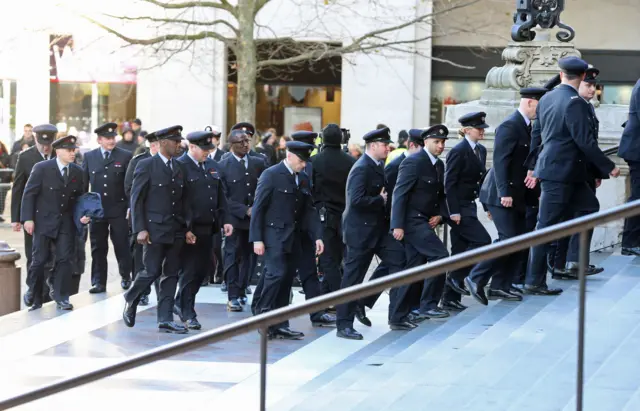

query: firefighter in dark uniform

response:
[619,78,640,255]
[123,125,192,334]
[205,127,225,286]
[336,127,408,340]
[220,122,266,292]
[124,132,158,306]
[175,131,233,329]
[13,124,56,307]
[548,67,606,277]
[250,141,324,340]
[525,57,619,295]
[442,112,492,306]
[474,87,548,304]
[82,123,133,293]
[284,130,335,326]
[21,135,89,310]
[391,125,450,323]
[356,128,426,327]
[312,124,355,295]
[218,128,266,311]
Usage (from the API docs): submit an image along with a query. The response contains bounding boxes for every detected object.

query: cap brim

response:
[425,135,448,140]
[36,137,53,145]
[98,132,118,138]
[293,152,311,162]
[476,123,490,129]
[198,143,215,150]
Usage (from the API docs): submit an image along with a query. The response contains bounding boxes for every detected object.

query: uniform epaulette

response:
[570,96,579,99]
[132,152,148,160]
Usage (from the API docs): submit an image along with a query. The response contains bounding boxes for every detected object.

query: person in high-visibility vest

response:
[385,129,408,165]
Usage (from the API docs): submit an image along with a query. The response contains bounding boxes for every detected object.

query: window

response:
[430,80,485,124]
[599,84,635,105]
[226,84,341,137]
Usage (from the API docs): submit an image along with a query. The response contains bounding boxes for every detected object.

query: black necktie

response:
[44,155,48,160]
[199,162,205,171]
[104,151,110,160]
[240,158,246,169]
[62,166,68,184]
[167,159,172,171]
[474,146,481,162]
[527,123,532,135]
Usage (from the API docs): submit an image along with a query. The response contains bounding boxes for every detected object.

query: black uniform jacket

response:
[391,149,447,233]
[445,138,487,217]
[130,154,191,244]
[249,161,321,252]
[21,159,85,238]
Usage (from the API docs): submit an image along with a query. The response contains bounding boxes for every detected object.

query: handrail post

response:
[576,230,589,411]
[259,327,268,411]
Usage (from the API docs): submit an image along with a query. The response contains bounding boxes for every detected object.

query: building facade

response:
[0,0,638,147]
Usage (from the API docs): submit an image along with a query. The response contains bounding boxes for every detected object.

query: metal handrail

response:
[2,199,640,411]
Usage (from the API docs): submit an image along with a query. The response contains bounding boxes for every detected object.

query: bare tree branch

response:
[102,13,239,35]
[81,15,233,48]
[140,0,235,14]
[254,0,272,15]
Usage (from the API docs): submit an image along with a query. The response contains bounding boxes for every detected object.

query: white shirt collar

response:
[232,152,246,163]
[55,157,67,174]
[517,108,531,126]
[283,159,295,175]
[100,147,111,156]
[465,136,477,150]
[365,152,382,166]
[209,148,217,159]
[158,152,170,165]
[423,147,438,165]
[187,152,200,167]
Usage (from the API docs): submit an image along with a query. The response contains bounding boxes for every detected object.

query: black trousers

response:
[444,208,492,301]
[224,228,255,300]
[622,161,640,248]
[129,233,151,297]
[526,180,600,287]
[90,216,132,287]
[210,231,223,282]
[255,245,301,331]
[175,228,213,320]
[297,236,325,321]
[403,227,449,311]
[337,232,407,329]
[28,231,74,304]
[470,205,526,290]
[318,216,344,295]
[125,241,183,323]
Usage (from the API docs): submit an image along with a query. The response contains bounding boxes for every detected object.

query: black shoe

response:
[139,295,149,306]
[408,312,429,323]
[622,247,640,256]
[564,262,604,276]
[355,305,372,327]
[271,327,304,340]
[312,313,337,327]
[89,285,106,294]
[23,290,34,307]
[121,280,132,290]
[220,282,227,292]
[389,321,417,331]
[511,284,525,294]
[337,327,363,340]
[523,285,563,295]
[440,300,467,311]
[245,287,252,295]
[56,300,73,310]
[423,308,450,319]
[446,275,470,296]
[28,303,43,311]
[185,318,202,330]
[227,299,243,312]
[326,306,337,314]
[487,289,523,301]
[158,321,188,334]
[123,300,138,327]
[239,296,248,305]
[464,277,488,306]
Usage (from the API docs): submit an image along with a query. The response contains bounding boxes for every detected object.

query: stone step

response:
[375,255,633,410]
[273,253,636,411]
